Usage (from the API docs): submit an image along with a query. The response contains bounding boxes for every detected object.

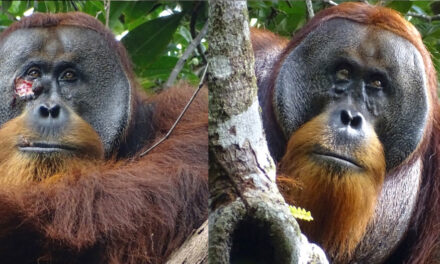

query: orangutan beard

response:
[0,112,104,186]
[277,113,385,262]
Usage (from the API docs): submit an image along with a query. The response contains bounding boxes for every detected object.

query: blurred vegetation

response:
[0,0,208,92]
[0,1,439,93]
[248,0,440,93]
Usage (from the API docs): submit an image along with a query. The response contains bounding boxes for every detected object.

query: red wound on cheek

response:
[14,78,34,98]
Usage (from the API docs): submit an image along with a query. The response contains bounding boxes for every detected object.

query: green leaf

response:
[135,55,199,90]
[0,13,12,29]
[179,1,193,13]
[386,1,413,14]
[137,55,177,81]
[178,26,192,44]
[425,24,440,39]
[109,1,130,23]
[122,13,183,68]
[8,1,28,16]
[123,1,159,30]
[1,1,12,11]
[124,1,157,20]
[82,1,104,19]
[248,1,271,10]
[431,1,440,15]
[36,1,57,13]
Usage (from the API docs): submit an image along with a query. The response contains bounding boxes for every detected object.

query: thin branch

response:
[190,2,207,64]
[95,10,102,19]
[104,0,110,28]
[407,12,440,22]
[165,21,209,89]
[70,0,78,11]
[139,63,209,157]
[306,0,314,19]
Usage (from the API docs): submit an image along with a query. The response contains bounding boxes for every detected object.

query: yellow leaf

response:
[289,205,314,222]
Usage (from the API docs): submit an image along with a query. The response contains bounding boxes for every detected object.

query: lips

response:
[312,150,362,169]
[18,141,76,153]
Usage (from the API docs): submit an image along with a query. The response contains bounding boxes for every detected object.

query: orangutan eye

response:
[26,67,41,79]
[367,74,387,91]
[336,68,350,81]
[60,69,77,82]
[369,80,383,89]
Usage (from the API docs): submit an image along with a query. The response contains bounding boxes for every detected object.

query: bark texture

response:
[207,1,328,263]
[166,221,208,264]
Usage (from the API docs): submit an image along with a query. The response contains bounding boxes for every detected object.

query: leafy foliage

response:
[248,1,440,94]
[1,1,439,93]
[0,0,208,91]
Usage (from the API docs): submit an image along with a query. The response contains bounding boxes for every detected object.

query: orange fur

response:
[278,113,385,261]
[255,3,440,263]
[250,27,289,55]
[0,12,208,264]
[0,109,104,185]
[0,86,208,264]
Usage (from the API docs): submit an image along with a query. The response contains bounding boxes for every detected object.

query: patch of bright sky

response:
[23,7,34,17]
[116,30,129,41]
[159,5,181,17]
[250,18,258,27]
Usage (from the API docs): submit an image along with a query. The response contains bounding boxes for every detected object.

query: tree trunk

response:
[166,220,208,264]
[207,1,328,263]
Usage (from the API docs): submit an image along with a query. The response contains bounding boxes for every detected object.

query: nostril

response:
[334,84,348,95]
[340,110,352,126]
[31,103,68,132]
[335,86,345,94]
[351,115,362,129]
[38,104,61,118]
[49,105,60,118]
[39,105,50,118]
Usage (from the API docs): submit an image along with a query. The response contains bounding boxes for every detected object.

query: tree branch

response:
[104,0,110,28]
[407,12,440,22]
[207,0,328,263]
[190,2,207,64]
[164,21,208,89]
[139,64,208,157]
[306,0,315,19]
[70,0,79,11]
[165,220,208,264]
